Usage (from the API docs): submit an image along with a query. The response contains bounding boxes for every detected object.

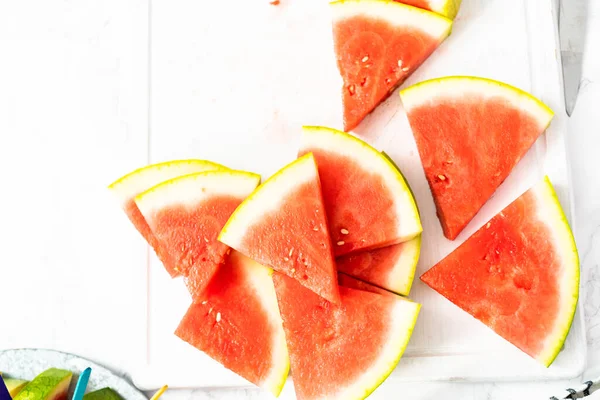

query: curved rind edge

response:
[342,300,421,400]
[302,126,423,238]
[135,170,261,205]
[329,0,453,32]
[536,176,580,367]
[399,76,554,129]
[108,159,229,190]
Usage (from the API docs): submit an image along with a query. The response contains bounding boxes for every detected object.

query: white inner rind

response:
[301,127,422,242]
[235,252,290,395]
[400,77,554,130]
[135,171,260,217]
[531,177,579,366]
[109,160,227,205]
[219,154,318,248]
[386,236,421,296]
[332,298,421,400]
[331,0,452,38]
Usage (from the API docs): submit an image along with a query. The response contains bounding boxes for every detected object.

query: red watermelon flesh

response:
[175,251,289,396]
[338,273,396,297]
[219,154,340,304]
[337,236,421,296]
[421,177,579,366]
[135,171,260,298]
[299,126,422,258]
[108,160,227,277]
[273,272,420,400]
[331,0,452,131]
[400,76,554,240]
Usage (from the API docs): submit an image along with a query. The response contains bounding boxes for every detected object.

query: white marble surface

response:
[0,0,598,399]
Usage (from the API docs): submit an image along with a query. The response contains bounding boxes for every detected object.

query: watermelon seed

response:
[360,77,367,86]
[216,312,221,322]
[486,223,491,229]
[201,300,207,305]
[284,257,289,261]
[340,228,349,235]
[438,174,446,181]
[313,227,319,231]
[337,241,345,246]
[209,307,213,313]
[204,237,209,243]
[291,268,295,273]
[362,56,369,63]
[226,248,231,255]
[402,67,409,72]
[397,60,403,68]
[347,85,356,95]
[289,248,294,257]
[385,78,391,85]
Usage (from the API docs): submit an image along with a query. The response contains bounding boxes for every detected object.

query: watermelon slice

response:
[108,160,227,277]
[219,153,340,303]
[337,236,421,295]
[394,0,462,19]
[331,0,452,131]
[421,177,579,366]
[338,273,396,297]
[400,76,554,240]
[135,170,260,297]
[299,126,422,256]
[175,251,289,396]
[273,272,419,400]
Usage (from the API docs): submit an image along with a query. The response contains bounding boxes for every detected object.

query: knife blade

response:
[558,0,586,116]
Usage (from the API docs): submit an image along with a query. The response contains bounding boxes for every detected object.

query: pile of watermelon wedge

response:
[110,127,424,399]
[108,0,582,397]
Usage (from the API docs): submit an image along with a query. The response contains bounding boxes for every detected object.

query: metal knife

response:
[558,0,586,116]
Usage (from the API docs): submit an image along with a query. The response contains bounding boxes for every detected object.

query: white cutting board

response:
[132,0,586,389]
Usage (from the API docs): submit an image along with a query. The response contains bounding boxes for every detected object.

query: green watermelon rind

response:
[336,298,421,400]
[399,76,554,130]
[301,126,423,243]
[330,0,454,34]
[135,170,261,214]
[108,159,230,202]
[435,0,462,19]
[535,176,580,367]
[240,255,291,396]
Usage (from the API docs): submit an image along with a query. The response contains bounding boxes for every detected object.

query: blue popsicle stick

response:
[72,367,92,400]
[0,377,11,400]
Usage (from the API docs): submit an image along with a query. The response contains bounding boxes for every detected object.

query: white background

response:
[0,0,599,398]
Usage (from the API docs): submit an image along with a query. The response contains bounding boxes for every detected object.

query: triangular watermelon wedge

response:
[421,177,579,366]
[337,236,421,296]
[299,126,422,257]
[400,76,555,240]
[108,159,228,277]
[135,170,260,297]
[175,251,289,397]
[273,272,420,400]
[331,0,452,131]
[220,153,340,304]
[393,0,462,19]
